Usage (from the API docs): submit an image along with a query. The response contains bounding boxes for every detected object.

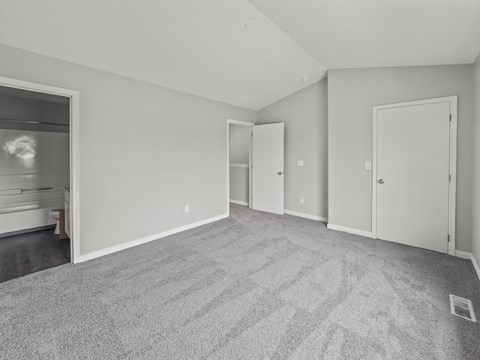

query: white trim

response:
[284,209,327,222]
[454,251,480,281]
[230,199,248,206]
[78,213,228,263]
[226,119,254,214]
[471,253,480,281]
[227,119,255,127]
[229,163,249,168]
[0,76,81,264]
[372,96,458,255]
[455,250,472,260]
[327,223,373,238]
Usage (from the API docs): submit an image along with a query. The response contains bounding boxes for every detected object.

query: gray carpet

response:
[1,204,479,359]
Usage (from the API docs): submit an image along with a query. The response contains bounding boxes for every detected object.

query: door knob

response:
[378,179,385,184]
[277,171,284,175]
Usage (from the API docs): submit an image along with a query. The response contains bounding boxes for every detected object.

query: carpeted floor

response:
[1,204,479,359]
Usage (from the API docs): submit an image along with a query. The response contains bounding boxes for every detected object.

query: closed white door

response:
[252,123,284,214]
[375,101,450,253]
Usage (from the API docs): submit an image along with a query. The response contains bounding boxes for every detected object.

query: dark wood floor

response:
[0,228,70,283]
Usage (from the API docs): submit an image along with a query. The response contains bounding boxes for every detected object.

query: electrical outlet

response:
[299,196,304,204]
[297,160,304,167]
[184,204,190,213]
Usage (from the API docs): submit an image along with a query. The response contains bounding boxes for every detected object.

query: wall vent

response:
[450,294,476,322]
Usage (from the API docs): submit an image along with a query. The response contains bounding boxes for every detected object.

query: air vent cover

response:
[450,294,476,322]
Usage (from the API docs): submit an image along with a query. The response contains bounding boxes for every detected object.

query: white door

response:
[375,101,451,253]
[252,123,284,214]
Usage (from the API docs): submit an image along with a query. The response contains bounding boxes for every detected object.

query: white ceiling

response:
[248,0,480,69]
[0,0,325,110]
[1,1,479,110]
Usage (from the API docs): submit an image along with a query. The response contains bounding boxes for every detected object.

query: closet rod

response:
[0,117,69,127]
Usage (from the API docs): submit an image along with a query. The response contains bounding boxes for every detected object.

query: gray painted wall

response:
[229,124,251,204]
[229,125,250,163]
[0,44,256,256]
[328,65,474,252]
[473,56,480,263]
[229,167,249,204]
[258,80,328,219]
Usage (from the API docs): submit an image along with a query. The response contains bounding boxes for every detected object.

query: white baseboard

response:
[229,199,248,206]
[454,251,480,281]
[455,250,472,260]
[77,213,229,263]
[327,223,373,238]
[284,209,327,222]
[471,253,480,281]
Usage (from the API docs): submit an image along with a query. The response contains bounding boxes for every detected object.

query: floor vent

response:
[450,294,476,322]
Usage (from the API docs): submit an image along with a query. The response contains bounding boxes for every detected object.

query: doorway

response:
[0,76,80,282]
[227,120,253,210]
[227,119,284,215]
[372,96,457,254]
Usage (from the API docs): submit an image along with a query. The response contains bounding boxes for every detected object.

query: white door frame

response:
[372,96,457,255]
[0,76,81,263]
[226,119,254,215]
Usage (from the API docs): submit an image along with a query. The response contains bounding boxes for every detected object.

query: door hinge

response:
[447,234,450,242]
[449,174,452,182]
[449,114,452,122]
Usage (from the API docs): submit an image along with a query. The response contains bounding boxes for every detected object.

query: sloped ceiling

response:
[248,0,480,69]
[1,0,480,110]
[0,0,325,110]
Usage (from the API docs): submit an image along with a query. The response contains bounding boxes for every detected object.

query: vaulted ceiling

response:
[248,0,480,69]
[1,0,479,110]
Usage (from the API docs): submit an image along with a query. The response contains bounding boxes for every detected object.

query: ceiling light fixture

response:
[244,20,257,30]
[302,75,311,81]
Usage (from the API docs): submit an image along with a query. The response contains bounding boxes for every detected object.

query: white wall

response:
[229,124,251,204]
[473,56,480,263]
[0,44,257,256]
[258,80,328,219]
[328,65,474,251]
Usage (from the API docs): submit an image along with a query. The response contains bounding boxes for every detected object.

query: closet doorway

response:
[227,119,253,209]
[227,119,285,215]
[0,76,80,282]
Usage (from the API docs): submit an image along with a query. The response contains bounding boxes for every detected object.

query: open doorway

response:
[227,119,285,215]
[0,77,80,282]
[227,119,253,210]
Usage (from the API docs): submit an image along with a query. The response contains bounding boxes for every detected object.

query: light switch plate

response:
[365,161,372,171]
[298,160,304,167]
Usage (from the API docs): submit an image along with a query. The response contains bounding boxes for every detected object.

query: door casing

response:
[226,119,254,215]
[0,76,81,263]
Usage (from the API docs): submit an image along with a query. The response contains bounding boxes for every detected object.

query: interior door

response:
[376,101,450,253]
[252,123,284,214]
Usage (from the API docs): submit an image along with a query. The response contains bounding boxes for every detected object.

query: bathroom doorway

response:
[0,77,80,283]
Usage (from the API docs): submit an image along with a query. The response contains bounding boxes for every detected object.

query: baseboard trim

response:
[229,199,248,206]
[327,223,373,238]
[77,213,229,263]
[455,250,471,260]
[284,209,327,222]
[454,251,480,281]
[471,253,480,281]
